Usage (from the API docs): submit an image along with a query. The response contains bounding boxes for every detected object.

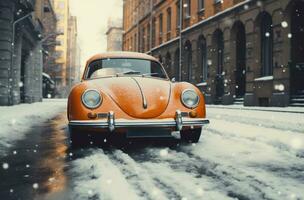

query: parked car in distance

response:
[42,72,55,98]
[67,52,209,146]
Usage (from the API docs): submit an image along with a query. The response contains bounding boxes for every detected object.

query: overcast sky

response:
[69,0,123,67]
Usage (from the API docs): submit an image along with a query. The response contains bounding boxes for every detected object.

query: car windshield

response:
[86,58,168,79]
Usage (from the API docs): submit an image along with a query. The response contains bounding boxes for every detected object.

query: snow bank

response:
[0,99,67,154]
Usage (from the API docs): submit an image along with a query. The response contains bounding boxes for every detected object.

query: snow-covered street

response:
[0,103,304,200]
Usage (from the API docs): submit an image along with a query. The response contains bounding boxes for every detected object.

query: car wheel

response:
[69,126,88,147]
[180,128,202,143]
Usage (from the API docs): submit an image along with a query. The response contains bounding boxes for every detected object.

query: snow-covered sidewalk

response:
[0,99,67,154]
[207,104,304,113]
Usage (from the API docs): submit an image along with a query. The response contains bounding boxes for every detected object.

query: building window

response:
[152,18,156,47]
[184,0,191,18]
[134,33,137,51]
[176,2,180,30]
[147,23,151,50]
[167,8,172,40]
[198,0,204,10]
[159,13,163,44]
[141,27,145,52]
[260,12,273,76]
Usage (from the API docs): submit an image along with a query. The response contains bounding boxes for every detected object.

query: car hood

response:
[89,77,171,119]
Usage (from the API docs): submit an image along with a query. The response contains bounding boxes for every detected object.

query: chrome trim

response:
[181,89,200,109]
[69,118,210,130]
[131,77,148,109]
[108,111,115,132]
[175,110,183,131]
[81,89,102,109]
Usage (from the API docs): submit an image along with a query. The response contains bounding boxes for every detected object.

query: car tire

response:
[69,126,88,148]
[180,128,202,143]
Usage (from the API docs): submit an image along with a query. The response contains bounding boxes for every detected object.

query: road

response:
[0,107,303,200]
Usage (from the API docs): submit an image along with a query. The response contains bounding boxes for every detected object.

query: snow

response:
[207,104,304,114]
[254,76,274,81]
[0,99,66,155]
[67,106,304,200]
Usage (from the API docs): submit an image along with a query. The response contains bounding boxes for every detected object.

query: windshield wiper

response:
[116,70,141,76]
[142,73,159,77]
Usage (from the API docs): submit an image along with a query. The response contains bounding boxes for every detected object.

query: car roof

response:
[86,51,159,64]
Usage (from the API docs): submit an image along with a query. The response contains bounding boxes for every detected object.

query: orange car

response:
[68,52,209,145]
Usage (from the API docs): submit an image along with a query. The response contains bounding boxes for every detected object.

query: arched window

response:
[260,12,273,76]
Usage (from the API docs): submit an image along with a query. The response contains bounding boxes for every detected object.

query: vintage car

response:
[67,52,209,145]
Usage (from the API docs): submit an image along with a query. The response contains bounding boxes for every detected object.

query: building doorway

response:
[290,0,304,95]
[212,29,224,101]
[20,51,28,103]
[233,21,246,97]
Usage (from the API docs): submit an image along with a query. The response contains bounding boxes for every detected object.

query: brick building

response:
[123,0,304,107]
[0,0,44,106]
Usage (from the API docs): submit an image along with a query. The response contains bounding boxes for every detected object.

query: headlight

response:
[181,89,200,108]
[82,89,102,109]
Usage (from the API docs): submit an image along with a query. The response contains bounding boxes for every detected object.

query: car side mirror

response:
[171,77,176,82]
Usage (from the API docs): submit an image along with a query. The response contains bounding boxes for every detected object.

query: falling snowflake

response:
[10,189,13,193]
[244,4,249,10]
[288,33,292,38]
[13,150,17,155]
[281,21,288,28]
[265,32,270,37]
[2,163,9,170]
[33,183,39,189]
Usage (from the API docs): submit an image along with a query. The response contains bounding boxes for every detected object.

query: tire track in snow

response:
[68,149,142,200]
[110,148,233,200]
[207,109,304,133]
[141,147,273,200]
[107,150,169,200]
[178,135,304,200]
[205,119,304,159]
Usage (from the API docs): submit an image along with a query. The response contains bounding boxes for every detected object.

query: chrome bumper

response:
[69,110,210,132]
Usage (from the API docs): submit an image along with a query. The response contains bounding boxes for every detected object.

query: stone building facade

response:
[106,18,123,51]
[123,0,304,107]
[41,0,58,84]
[0,0,44,106]
[67,15,79,90]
